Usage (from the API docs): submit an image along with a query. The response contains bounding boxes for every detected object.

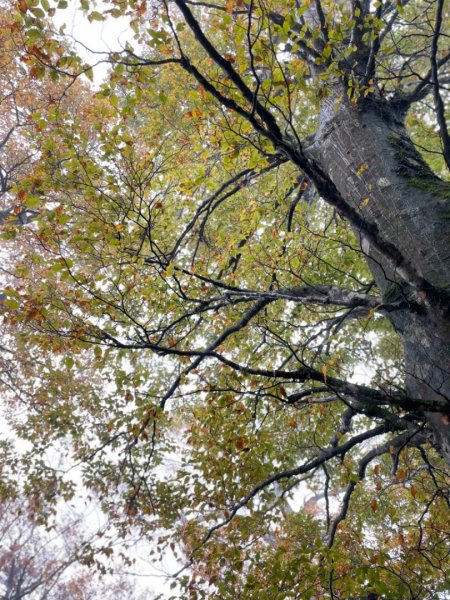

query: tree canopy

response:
[1,0,450,598]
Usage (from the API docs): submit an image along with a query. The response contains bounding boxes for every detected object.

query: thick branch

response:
[178,270,384,310]
[173,0,284,138]
[430,0,450,170]
[100,329,448,414]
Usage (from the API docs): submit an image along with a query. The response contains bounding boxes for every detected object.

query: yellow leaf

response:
[356,162,368,177]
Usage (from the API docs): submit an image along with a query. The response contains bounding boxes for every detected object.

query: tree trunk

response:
[306,98,450,464]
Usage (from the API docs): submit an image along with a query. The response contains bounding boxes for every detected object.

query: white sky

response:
[53,0,135,85]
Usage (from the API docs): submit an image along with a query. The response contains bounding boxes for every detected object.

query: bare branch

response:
[395,51,450,107]
[176,424,389,574]
[326,429,425,547]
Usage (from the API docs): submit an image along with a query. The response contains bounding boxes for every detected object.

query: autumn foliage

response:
[1,0,450,598]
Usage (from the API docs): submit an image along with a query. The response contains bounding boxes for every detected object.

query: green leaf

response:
[64,356,74,370]
[26,28,44,41]
[88,10,105,22]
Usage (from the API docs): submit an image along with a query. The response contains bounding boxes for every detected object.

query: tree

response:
[2,0,450,597]
[0,2,96,413]
[0,3,80,227]
[0,494,141,600]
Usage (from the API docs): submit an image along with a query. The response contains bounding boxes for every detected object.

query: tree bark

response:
[306,98,450,464]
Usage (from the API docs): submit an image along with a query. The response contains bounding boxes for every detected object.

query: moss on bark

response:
[389,133,450,200]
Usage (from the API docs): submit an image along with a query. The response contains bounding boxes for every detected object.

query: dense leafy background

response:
[0,0,449,598]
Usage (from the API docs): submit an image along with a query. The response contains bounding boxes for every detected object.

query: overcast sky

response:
[53,0,134,85]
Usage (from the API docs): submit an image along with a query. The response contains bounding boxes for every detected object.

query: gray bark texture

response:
[307,98,450,465]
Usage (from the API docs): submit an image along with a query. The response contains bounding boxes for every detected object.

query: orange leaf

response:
[137,1,147,15]
[236,438,245,450]
[395,468,407,482]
